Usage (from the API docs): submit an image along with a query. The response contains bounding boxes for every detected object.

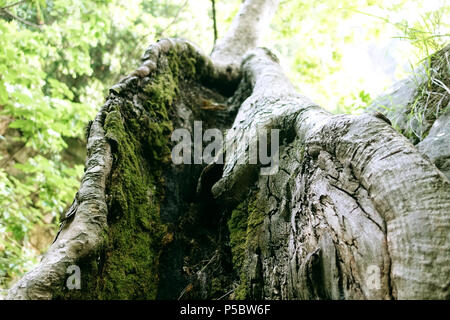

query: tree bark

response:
[7,0,449,300]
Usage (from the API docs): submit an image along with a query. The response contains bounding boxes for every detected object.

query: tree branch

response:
[0,8,42,29]
[154,0,188,38]
[0,0,26,10]
[211,0,218,44]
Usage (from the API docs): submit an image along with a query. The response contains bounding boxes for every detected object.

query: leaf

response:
[8,119,34,131]
[47,78,74,100]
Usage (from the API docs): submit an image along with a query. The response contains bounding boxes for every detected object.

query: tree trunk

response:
[7,0,449,300]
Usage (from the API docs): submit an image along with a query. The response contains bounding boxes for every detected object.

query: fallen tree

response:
[7,0,449,300]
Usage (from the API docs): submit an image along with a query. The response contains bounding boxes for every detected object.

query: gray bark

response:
[417,109,450,179]
[7,0,450,300]
[214,48,449,299]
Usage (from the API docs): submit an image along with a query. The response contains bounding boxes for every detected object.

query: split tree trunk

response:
[7,0,449,300]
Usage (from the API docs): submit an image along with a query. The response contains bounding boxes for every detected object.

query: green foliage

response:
[392,9,449,143]
[266,0,449,114]
[357,6,449,142]
[393,10,449,62]
[0,3,95,288]
[0,0,215,291]
[400,46,448,143]
[0,157,83,289]
[335,90,373,114]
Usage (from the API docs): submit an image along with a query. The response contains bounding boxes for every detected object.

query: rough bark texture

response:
[7,0,450,300]
[214,48,449,299]
[417,109,450,179]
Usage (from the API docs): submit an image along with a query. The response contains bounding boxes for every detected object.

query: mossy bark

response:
[7,38,240,299]
[56,42,241,299]
[228,191,266,299]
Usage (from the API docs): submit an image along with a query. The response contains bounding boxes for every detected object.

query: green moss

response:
[97,103,167,299]
[53,44,207,300]
[68,46,202,299]
[167,45,197,80]
[142,70,176,165]
[228,202,248,271]
[94,45,203,299]
[227,192,265,300]
[210,277,226,298]
[234,279,248,300]
[138,45,201,166]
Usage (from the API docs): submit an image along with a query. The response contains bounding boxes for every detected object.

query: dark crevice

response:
[156,66,247,299]
[383,219,395,300]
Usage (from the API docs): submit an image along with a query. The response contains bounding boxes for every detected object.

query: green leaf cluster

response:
[0,0,217,291]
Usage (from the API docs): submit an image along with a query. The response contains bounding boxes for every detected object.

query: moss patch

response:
[101,104,164,298]
[95,45,207,299]
[227,192,265,300]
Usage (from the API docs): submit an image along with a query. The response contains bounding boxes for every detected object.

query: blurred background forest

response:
[0,0,448,296]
